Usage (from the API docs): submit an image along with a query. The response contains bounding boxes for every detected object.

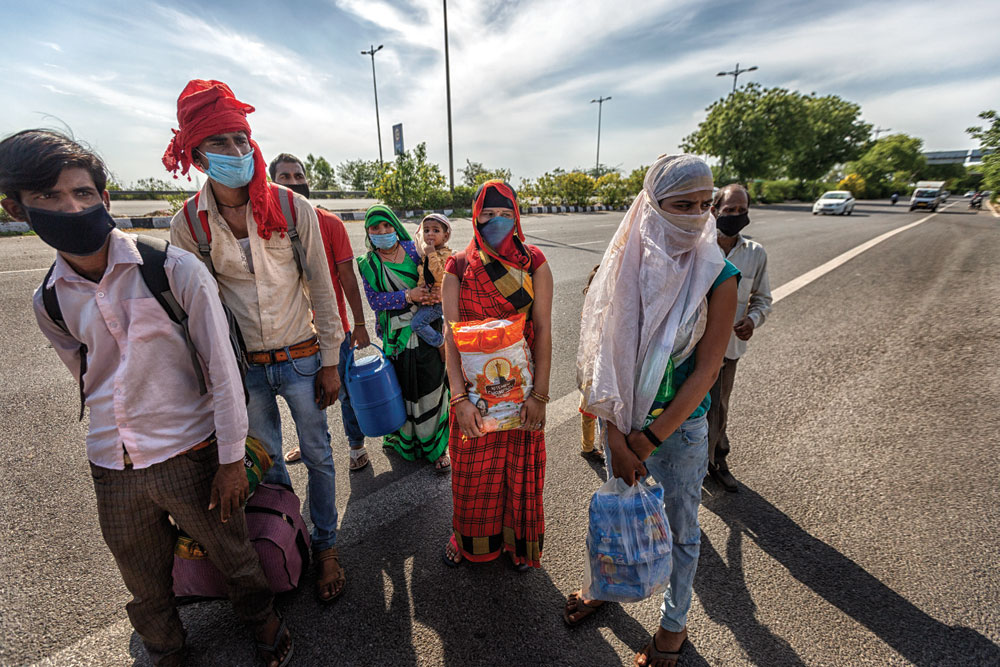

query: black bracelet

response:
[641,427,661,447]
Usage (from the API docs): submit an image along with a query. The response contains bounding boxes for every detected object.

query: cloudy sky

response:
[3,0,998,186]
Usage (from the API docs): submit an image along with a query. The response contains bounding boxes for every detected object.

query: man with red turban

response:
[166,80,348,608]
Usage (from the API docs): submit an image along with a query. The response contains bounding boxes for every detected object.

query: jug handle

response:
[346,343,387,375]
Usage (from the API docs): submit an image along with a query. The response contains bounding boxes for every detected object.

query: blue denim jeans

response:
[246,351,337,551]
[410,303,444,347]
[338,332,365,449]
[605,415,709,632]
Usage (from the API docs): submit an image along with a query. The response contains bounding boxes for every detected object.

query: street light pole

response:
[873,126,891,141]
[361,44,385,165]
[443,0,455,194]
[590,96,611,178]
[717,62,758,94]
[715,63,758,181]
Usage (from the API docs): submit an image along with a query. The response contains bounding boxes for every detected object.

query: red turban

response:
[162,79,285,239]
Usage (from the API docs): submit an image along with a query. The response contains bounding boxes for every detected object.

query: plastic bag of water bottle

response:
[581,476,672,603]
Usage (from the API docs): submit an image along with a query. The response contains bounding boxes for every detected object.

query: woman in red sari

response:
[441,180,553,570]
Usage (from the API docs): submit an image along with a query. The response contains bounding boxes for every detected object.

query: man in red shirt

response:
[269,154,373,471]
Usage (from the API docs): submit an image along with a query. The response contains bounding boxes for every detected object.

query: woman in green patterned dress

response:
[356,205,451,470]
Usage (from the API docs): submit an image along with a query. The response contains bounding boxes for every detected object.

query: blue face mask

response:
[478,215,516,247]
[369,231,398,249]
[201,148,255,188]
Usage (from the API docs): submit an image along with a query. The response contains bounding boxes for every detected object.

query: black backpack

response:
[41,235,249,420]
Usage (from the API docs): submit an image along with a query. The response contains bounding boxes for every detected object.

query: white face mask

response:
[659,209,710,231]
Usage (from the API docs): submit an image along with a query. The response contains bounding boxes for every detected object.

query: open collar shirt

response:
[169,183,344,364]
[722,233,773,360]
[33,229,248,469]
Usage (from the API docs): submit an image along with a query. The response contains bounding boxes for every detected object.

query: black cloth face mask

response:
[24,203,116,256]
[286,183,310,199]
[716,212,750,237]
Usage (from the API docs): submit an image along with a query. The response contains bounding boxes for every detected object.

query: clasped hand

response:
[407,285,440,305]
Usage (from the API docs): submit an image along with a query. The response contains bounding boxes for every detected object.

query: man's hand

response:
[315,365,341,409]
[351,324,371,349]
[733,316,755,341]
[209,460,248,523]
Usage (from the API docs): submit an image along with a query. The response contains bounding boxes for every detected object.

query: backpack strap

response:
[273,184,311,281]
[182,192,215,275]
[134,235,208,395]
[41,265,88,421]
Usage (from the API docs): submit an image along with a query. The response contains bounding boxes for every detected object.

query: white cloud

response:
[39,41,62,52]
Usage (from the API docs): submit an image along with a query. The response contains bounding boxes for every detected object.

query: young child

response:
[411,213,454,352]
[580,264,604,462]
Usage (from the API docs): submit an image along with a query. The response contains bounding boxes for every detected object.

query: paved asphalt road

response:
[1,200,998,666]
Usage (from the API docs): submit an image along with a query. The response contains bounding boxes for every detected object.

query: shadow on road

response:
[699,484,1000,666]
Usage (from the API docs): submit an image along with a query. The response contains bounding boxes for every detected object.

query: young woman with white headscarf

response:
[564,155,739,667]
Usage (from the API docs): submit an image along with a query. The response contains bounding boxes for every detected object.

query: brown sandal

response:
[315,547,346,603]
[563,590,604,626]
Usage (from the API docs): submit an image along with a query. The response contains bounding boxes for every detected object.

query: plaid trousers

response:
[90,442,272,665]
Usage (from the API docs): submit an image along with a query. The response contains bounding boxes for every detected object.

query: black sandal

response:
[256,613,293,667]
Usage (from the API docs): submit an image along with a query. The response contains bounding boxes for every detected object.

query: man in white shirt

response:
[165,79,347,603]
[0,129,292,667]
[707,184,773,493]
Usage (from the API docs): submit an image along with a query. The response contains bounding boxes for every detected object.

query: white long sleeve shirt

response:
[722,234,773,360]
[33,230,248,469]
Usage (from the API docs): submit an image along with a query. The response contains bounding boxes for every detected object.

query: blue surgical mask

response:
[202,148,255,188]
[478,215,516,247]
[369,231,398,249]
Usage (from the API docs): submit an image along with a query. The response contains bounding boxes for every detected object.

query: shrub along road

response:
[1,201,998,665]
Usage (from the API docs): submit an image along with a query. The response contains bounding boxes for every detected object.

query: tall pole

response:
[873,126,891,141]
[715,63,758,181]
[590,96,611,178]
[443,0,455,194]
[361,44,385,165]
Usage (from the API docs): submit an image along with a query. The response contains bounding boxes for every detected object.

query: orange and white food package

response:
[451,314,534,433]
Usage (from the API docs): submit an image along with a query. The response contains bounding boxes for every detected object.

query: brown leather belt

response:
[247,337,320,365]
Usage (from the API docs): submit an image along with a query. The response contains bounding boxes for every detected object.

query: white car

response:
[812,190,856,215]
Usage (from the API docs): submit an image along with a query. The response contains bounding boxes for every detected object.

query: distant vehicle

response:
[940,190,950,202]
[891,193,899,205]
[812,190,856,215]
[964,191,977,198]
[969,194,983,210]
[909,180,945,211]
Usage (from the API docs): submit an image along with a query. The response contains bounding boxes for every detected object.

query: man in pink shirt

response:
[0,130,293,667]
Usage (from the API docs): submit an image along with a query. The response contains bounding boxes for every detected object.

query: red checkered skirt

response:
[450,243,546,567]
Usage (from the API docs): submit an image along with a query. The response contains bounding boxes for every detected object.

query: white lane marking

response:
[0,267,48,275]
[570,240,605,247]
[594,223,617,228]
[771,203,953,304]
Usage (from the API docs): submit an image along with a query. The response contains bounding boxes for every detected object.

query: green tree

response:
[460,159,512,187]
[372,142,447,210]
[625,165,647,197]
[848,134,925,197]
[682,83,809,182]
[967,110,1000,199]
[337,159,381,192]
[304,154,337,190]
[785,94,871,181]
[558,172,596,206]
[594,172,630,207]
